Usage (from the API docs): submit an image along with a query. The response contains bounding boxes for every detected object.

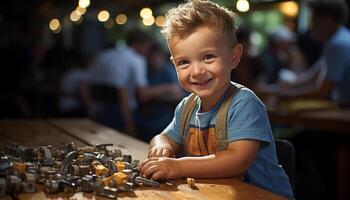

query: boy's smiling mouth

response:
[191,78,213,86]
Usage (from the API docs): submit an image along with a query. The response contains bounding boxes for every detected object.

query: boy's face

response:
[168,26,242,107]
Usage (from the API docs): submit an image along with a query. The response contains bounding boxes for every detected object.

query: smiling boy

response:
[138,0,293,198]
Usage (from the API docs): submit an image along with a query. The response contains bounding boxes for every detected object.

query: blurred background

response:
[1,0,350,199]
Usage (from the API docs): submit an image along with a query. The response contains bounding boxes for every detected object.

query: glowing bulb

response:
[76,6,86,15]
[140,8,153,19]
[70,10,81,22]
[236,0,250,13]
[155,15,165,27]
[115,14,127,25]
[143,16,155,26]
[79,0,90,8]
[53,26,62,34]
[279,1,299,17]
[49,18,60,31]
[98,10,110,22]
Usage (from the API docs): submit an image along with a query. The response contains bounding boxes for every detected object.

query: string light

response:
[279,1,299,17]
[143,16,155,26]
[79,0,90,9]
[236,0,250,13]
[75,6,86,15]
[49,18,61,31]
[140,8,153,19]
[70,10,81,22]
[98,10,110,22]
[155,15,165,27]
[115,14,127,25]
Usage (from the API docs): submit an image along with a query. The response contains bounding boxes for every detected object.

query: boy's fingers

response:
[151,170,165,181]
[155,149,165,157]
[139,157,158,173]
[142,163,159,178]
[148,148,158,157]
[161,149,171,157]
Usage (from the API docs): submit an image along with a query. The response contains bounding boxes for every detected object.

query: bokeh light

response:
[98,10,110,22]
[115,14,127,25]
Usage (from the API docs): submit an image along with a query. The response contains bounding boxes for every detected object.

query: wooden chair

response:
[275,139,296,195]
[87,84,135,135]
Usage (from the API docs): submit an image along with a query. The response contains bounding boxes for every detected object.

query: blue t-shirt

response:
[163,85,293,199]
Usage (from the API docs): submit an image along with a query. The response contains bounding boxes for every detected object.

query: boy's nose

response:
[191,62,206,76]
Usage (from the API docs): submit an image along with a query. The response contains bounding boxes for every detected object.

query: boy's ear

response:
[230,43,243,70]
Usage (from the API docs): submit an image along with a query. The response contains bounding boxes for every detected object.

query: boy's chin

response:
[193,91,214,99]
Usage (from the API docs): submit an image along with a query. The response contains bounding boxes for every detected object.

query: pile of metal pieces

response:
[0,142,160,199]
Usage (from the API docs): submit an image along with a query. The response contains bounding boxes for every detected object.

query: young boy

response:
[138,0,293,198]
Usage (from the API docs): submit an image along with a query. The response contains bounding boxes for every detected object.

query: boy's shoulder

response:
[176,83,265,113]
[231,86,263,105]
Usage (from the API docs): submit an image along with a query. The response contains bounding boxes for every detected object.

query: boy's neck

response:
[199,82,231,112]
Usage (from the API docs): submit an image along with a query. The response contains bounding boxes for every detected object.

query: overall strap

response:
[215,84,236,151]
[180,93,198,155]
[181,82,244,154]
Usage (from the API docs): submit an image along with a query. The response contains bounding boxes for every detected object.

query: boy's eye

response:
[177,60,189,66]
[203,54,216,61]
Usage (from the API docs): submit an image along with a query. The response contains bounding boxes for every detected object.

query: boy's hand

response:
[148,143,175,158]
[139,157,181,180]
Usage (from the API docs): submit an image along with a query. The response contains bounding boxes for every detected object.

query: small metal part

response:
[42,146,54,166]
[116,161,125,172]
[95,144,113,152]
[135,176,160,188]
[96,153,110,164]
[59,151,79,175]
[8,175,22,195]
[96,186,118,199]
[122,155,132,164]
[22,173,36,193]
[66,142,77,153]
[79,165,90,176]
[128,172,139,184]
[131,159,139,167]
[81,175,94,192]
[13,162,26,175]
[122,169,132,177]
[45,179,61,194]
[186,177,197,189]
[114,149,122,158]
[94,164,109,177]
[118,181,134,192]
[103,172,128,187]
[107,160,117,176]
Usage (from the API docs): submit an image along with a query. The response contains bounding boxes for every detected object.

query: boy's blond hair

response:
[161,0,238,45]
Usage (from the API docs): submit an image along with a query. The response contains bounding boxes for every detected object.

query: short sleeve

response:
[162,98,187,144]
[227,96,272,143]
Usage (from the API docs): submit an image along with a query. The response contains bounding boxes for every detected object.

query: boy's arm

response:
[178,139,260,178]
[140,139,260,180]
[148,133,182,158]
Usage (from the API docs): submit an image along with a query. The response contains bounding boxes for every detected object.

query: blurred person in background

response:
[85,29,181,137]
[137,42,184,142]
[256,25,306,85]
[231,26,260,88]
[58,51,89,117]
[258,0,350,107]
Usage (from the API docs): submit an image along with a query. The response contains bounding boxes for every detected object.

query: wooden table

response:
[268,108,350,200]
[0,118,287,200]
[268,109,350,134]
